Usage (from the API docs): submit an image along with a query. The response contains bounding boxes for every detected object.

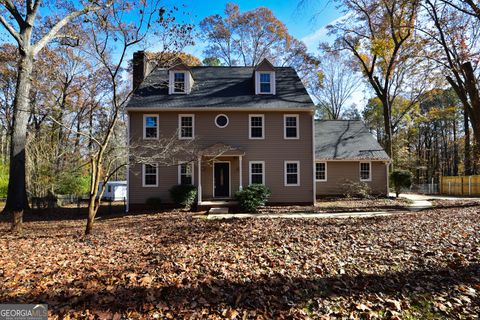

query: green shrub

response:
[341,179,372,199]
[146,197,162,209]
[0,162,8,198]
[235,184,271,213]
[55,172,90,196]
[390,170,412,197]
[169,185,197,209]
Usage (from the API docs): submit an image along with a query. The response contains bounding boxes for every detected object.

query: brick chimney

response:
[132,51,152,89]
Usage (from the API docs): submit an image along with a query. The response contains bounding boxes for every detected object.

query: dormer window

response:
[168,59,193,95]
[254,58,276,95]
[174,72,186,93]
[169,70,192,94]
[260,73,272,93]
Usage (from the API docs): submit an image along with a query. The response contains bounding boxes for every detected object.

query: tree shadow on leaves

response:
[7,262,479,316]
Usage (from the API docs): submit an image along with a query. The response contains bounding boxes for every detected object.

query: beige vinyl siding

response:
[128,110,314,204]
[315,161,388,196]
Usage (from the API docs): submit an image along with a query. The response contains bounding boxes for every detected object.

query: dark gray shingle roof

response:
[315,120,390,161]
[127,66,314,109]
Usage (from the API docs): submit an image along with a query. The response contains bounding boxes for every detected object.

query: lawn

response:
[0,203,479,319]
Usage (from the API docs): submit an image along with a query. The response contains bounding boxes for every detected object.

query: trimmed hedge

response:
[169,185,197,209]
[235,184,271,213]
[390,170,412,197]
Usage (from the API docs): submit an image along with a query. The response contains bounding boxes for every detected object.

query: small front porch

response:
[196,143,245,207]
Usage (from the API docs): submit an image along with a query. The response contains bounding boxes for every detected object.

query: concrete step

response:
[208,207,229,214]
[200,200,238,207]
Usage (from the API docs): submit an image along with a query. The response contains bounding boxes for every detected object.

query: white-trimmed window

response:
[316,162,327,181]
[284,114,299,139]
[249,161,265,185]
[142,164,158,187]
[173,72,186,93]
[255,71,275,94]
[178,114,194,139]
[260,73,271,93]
[360,162,371,181]
[143,114,158,139]
[178,162,194,185]
[284,161,300,186]
[249,114,264,139]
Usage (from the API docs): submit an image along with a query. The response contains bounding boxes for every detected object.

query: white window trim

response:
[284,114,299,140]
[215,114,229,128]
[249,114,265,139]
[169,71,189,95]
[315,161,327,182]
[249,161,265,185]
[360,161,372,182]
[255,71,276,95]
[142,164,158,187]
[178,114,195,140]
[143,114,159,140]
[178,161,194,185]
[284,160,300,187]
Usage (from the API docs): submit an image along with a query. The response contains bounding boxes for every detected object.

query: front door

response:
[214,162,230,198]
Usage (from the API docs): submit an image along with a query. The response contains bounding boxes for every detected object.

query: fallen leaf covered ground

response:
[259,198,411,214]
[0,202,479,319]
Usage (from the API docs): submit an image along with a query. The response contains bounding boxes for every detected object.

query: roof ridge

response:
[315,119,363,122]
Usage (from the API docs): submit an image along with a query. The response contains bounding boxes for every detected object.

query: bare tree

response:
[327,0,426,158]
[0,0,110,232]
[78,0,194,235]
[422,0,480,170]
[309,52,361,119]
[199,2,319,74]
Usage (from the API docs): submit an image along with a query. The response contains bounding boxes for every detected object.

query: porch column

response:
[197,157,202,204]
[239,155,243,190]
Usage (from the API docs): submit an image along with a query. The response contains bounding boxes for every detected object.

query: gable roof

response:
[315,120,390,161]
[126,66,314,110]
[255,58,275,71]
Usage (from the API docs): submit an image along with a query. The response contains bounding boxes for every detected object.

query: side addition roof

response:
[315,120,390,161]
[126,66,314,110]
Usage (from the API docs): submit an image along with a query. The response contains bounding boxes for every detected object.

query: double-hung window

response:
[174,72,186,93]
[285,161,300,186]
[179,114,194,139]
[249,161,265,185]
[178,162,194,185]
[249,114,264,139]
[316,162,327,181]
[284,114,299,139]
[143,164,158,187]
[360,162,371,181]
[259,73,271,93]
[143,114,158,139]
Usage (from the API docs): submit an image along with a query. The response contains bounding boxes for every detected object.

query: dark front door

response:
[214,162,230,198]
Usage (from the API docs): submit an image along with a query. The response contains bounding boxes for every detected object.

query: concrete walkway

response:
[392,193,480,212]
[397,193,480,201]
[196,193,480,220]
[199,211,393,220]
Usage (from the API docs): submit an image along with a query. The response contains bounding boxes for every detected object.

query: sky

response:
[165,0,345,57]
[0,0,368,108]
[170,0,367,107]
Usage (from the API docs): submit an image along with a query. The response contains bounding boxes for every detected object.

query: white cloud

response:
[301,13,352,52]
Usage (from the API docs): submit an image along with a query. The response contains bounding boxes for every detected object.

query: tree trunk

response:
[464,108,472,175]
[4,52,34,232]
[381,98,394,171]
[85,195,97,235]
[453,119,459,176]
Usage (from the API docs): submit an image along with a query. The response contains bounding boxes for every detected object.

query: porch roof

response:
[198,143,245,157]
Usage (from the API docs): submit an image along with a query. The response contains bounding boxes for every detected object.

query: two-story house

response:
[126,51,389,210]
